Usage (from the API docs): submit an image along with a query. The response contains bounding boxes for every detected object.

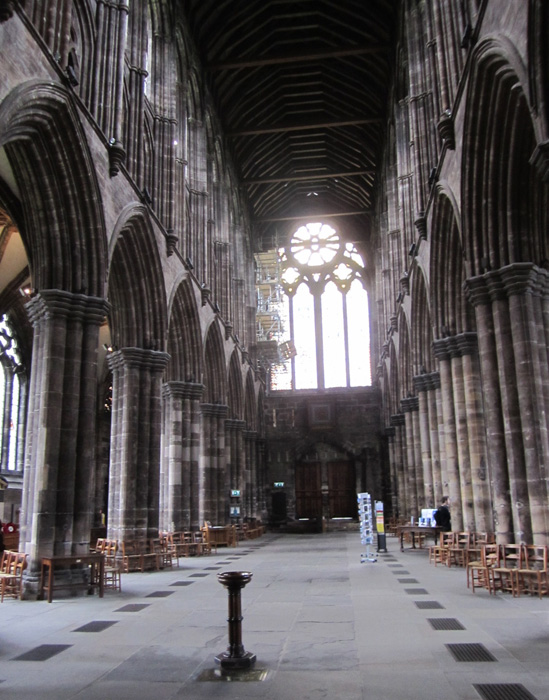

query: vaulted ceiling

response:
[181,0,400,253]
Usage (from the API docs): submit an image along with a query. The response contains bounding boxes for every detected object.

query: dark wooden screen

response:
[328,461,356,517]
[295,462,322,518]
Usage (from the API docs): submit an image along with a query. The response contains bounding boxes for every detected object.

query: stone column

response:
[432,341,462,530]
[458,334,492,535]
[384,426,398,517]
[21,291,109,588]
[465,265,549,542]
[400,397,420,519]
[502,265,549,542]
[199,403,228,524]
[426,374,443,505]
[106,348,170,542]
[243,430,258,519]
[450,351,475,531]
[256,438,268,521]
[390,413,406,519]
[413,374,434,507]
[161,381,203,531]
[226,419,245,522]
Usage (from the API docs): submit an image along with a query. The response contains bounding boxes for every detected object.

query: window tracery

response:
[272,223,371,391]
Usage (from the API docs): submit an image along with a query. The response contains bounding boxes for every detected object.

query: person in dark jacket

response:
[434,496,451,532]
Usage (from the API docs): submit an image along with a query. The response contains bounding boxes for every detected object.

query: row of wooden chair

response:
[163,531,214,558]
[0,550,27,601]
[429,531,494,568]
[467,543,548,598]
[239,521,264,539]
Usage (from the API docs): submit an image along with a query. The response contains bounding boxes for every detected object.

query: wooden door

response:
[328,460,356,517]
[295,462,322,518]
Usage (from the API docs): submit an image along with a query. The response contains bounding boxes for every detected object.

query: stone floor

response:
[0,531,548,700]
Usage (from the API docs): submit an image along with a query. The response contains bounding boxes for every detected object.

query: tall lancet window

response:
[0,315,25,473]
[272,223,371,391]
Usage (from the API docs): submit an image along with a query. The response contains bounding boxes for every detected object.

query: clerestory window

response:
[271,222,371,391]
[0,315,25,473]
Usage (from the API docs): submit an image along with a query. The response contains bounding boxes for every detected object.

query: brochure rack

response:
[357,492,377,563]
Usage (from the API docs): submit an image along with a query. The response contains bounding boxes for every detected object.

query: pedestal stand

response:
[215,571,256,670]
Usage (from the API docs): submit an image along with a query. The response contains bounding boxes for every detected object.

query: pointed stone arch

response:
[0,80,107,297]
[410,264,434,375]
[227,350,243,420]
[430,188,474,337]
[203,319,227,404]
[166,277,202,382]
[462,37,547,274]
[244,369,257,432]
[462,38,549,543]
[108,205,168,350]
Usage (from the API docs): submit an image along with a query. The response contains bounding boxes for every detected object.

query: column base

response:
[215,651,257,670]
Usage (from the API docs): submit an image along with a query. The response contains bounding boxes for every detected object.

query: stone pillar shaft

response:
[390,414,406,519]
[200,404,228,524]
[434,354,462,530]
[161,382,203,531]
[21,291,108,580]
[401,398,419,518]
[465,263,549,542]
[107,348,170,542]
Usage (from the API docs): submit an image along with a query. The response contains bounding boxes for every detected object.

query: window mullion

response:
[342,292,351,387]
[314,292,324,389]
[289,295,296,390]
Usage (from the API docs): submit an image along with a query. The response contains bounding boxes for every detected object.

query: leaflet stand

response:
[357,492,377,563]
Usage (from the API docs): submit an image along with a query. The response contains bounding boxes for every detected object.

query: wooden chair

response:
[429,532,455,566]
[492,544,523,596]
[92,537,106,554]
[199,527,215,555]
[447,532,472,567]
[103,539,122,591]
[467,543,498,594]
[516,545,548,598]
[161,533,182,565]
[0,551,27,601]
[120,540,145,572]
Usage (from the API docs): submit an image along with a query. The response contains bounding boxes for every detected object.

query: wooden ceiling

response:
[181,0,399,251]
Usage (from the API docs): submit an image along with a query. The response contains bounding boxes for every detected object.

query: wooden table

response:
[399,525,442,551]
[39,554,105,603]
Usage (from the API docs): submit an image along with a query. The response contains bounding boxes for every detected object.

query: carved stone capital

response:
[464,263,549,307]
[108,139,126,177]
[107,347,170,373]
[413,371,441,392]
[201,285,211,306]
[400,396,419,413]
[437,110,455,150]
[162,381,204,401]
[390,413,405,427]
[26,290,109,326]
[165,230,178,257]
[414,212,427,239]
[432,332,478,360]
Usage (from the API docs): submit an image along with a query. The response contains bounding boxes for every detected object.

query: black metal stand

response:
[215,571,256,670]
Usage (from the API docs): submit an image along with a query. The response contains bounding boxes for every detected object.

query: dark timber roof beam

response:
[208,46,390,71]
[243,170,375,185]
[254,209,370,223]
[228,118,380,137]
